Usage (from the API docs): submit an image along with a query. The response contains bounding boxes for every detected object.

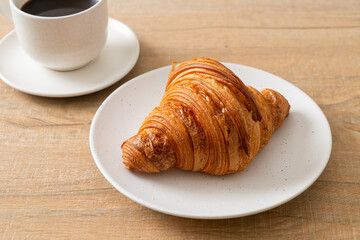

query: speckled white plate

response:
[0,18,139,97]
[89,63,332,219]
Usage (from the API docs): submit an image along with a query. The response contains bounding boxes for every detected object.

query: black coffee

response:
[21,0,98,17]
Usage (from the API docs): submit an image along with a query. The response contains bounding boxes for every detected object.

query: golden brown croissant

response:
[121,58,290,175]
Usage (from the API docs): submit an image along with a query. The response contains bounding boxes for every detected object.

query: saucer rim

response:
[0,18,140,98]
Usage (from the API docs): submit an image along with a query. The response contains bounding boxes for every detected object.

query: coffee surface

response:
[21,0,98,17]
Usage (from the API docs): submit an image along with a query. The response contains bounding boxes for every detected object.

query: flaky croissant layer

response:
[121,58,290,175]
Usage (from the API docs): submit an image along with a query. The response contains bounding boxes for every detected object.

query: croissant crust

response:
[122,58,290,175]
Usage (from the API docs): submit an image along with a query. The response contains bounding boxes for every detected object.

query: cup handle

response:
[0,0,12,21]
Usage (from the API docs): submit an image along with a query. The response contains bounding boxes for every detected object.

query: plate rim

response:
[89,63,332,219]
[0,18,140,97]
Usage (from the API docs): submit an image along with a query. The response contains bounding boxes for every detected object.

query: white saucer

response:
[0,18,139,97]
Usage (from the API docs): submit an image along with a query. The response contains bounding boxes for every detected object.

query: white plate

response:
[89,63,332,219]
[0,18,139,97]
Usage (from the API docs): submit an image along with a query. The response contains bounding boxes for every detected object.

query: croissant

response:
[121,58,290,175]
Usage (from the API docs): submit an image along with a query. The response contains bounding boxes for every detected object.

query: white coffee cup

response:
[1,0,108,71]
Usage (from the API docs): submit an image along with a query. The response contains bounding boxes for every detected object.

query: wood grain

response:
[0,0,359,239]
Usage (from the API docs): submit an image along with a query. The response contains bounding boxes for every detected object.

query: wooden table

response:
[0,0,359,239]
